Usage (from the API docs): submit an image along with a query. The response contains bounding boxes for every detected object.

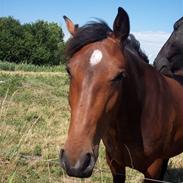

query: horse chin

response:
[68,170,93,178]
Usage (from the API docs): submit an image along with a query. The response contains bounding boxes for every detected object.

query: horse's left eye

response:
[112,72,126,82]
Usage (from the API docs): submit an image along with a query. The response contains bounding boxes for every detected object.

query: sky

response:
[0,0,183,63]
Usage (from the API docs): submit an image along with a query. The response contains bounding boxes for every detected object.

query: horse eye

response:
[112,72,126,82]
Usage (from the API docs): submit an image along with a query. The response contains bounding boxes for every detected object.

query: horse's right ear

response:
[63,16,77,36]
[113,7,130,42]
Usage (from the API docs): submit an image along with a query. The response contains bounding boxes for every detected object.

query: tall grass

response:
[0,73,114,182]
[0,60,65,72]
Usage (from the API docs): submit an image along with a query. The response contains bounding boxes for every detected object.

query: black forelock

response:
[66,20,112,58]
[65,20,149,63]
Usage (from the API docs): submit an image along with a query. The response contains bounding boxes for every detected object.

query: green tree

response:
[0,17,24,63]
[0,17,66,65]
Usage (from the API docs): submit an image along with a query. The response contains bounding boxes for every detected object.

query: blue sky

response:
[0,0,183,62]
[1,0,182,32]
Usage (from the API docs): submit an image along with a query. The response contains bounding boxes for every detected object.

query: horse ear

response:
[113,7,130,42]
[63,16,77,36]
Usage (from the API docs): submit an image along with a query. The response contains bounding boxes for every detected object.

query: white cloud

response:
[133,31,170,63]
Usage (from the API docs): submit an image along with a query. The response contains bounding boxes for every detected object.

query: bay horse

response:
[60,7,183,182]
[154,16,183,78]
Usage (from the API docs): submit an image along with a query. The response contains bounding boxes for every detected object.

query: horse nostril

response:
[81,153,93,171]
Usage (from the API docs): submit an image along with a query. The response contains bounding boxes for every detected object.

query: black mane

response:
[125,34,149,63]
[66,20,149,63]
[66,20,111,57]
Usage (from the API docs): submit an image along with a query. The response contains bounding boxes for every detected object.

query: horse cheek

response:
[105,91,120,113]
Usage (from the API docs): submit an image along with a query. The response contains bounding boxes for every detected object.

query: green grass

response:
[0,71,183,183]
[0,60,65,72]
[0,72,113,183]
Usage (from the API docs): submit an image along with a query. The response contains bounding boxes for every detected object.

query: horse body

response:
[102,46,183,175]
[61,7,183,182]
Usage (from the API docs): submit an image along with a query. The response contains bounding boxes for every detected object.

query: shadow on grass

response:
[164,168,183,182]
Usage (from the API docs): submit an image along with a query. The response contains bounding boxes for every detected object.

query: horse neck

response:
[124,50,146,106]
[103,51,150,149]
[103,61,145,151]
[115,50,147,135]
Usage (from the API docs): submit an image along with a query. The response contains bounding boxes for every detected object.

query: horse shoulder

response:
[140,72,175,157]
[165,77,183,152]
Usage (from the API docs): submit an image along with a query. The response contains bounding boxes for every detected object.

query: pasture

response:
[0,64,183,182]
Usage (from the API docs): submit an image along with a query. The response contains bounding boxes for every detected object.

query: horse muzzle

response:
[60,149,96,178]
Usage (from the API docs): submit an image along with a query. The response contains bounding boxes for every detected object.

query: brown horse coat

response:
[60,7,183,182]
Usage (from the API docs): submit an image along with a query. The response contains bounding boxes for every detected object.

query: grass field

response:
[0,61,65,72]
[0,64,183,183]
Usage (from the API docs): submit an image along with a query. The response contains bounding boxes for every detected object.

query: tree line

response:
[0,16,66,65]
